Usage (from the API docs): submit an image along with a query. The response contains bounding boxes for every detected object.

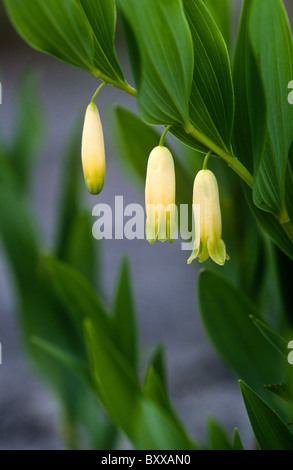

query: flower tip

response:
[86,177,105,195]
[208,238,228,266]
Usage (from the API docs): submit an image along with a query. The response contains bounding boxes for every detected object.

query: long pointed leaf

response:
[79,0,125,82]
[240,381,293,450]
[117,0,194,127]
[172,0,234,153]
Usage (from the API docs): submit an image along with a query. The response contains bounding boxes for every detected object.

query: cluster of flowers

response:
[81,100,229,266]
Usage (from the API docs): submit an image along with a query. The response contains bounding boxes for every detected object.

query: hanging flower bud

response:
[188,169,229,266]
[81,102,105,195]
[145,146,176,243]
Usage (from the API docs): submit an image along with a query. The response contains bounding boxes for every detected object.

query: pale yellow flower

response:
[81,102,105,195]
[188,169,229,266]
[145,146,176,243]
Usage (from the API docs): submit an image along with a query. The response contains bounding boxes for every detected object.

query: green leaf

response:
[79,0,125,82]
[41,256,112,340]
[263,383,293,405]
[232,428,244,450]
[232,0,293,260]
[249,0,293,221]
[55,116,84,259]
[198,270,286,397]
[232,0,267,176]
[132,399,197,451]
[3,0,95,72]
[242,187,293,261]
[31,336,93,391]
[117,0,193,127]
[10,71,44,192]
[206,416,233,450]
[286,147,293,223]
[0,183,115,450]
[274,245,293,324]
[148,344,168,391]
[84,317,141,435]
[142,348,191,442]
[171,0,234,154]
[84,319,197,450]
[65,211,100,289]
[112,257,137,369]
[143,366,172,414]
[203,0,233,52]
[239,381,293,450]
[249,315,289,361]
[233,0,293,221]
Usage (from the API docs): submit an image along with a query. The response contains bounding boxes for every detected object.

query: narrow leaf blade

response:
[79,0,125,81]
[118,0,194,127]
[240,381,293,450]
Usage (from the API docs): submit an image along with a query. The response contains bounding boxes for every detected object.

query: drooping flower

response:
[187,169,229,266]
[81,102,105,195]
[145,146,176,243]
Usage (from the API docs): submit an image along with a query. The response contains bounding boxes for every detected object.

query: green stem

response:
[159,125,172,147]
[202,150,212,170]
[91,82,106,103]
[188,125,254,189]
[92,69,137,97]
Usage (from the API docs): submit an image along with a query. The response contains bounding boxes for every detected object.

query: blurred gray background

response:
[0,0,292,450]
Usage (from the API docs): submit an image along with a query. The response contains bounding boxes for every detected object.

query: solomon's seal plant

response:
[2,0,293,451]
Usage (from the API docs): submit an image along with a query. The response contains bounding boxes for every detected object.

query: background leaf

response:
[206,416,234,450]
[9,71,44,192]
[112,257,137,369]
[232,428,244,450]
[131,399,197,450]
[198,269,286,397]
[54,117,101,289]
[84,318,141,435]
[41,256,112,340]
